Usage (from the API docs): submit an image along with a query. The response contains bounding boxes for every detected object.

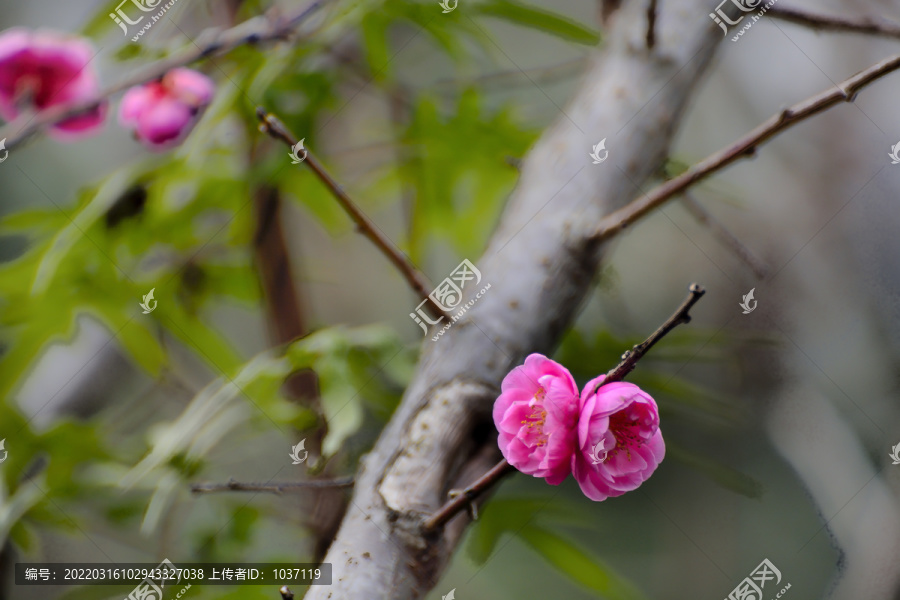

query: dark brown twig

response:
[423,283,705,531]
[593,283,705,392]
[255,107,448,321]
[279,586,294,600]
[191,477,354,494]
[592,53,900,243]
[0,1,329,151]
[679,193,769,279]
[422,458,515,531]
[769,5,900,40]
[646,0,659,48]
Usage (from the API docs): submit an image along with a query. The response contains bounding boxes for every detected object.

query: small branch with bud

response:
[255,107,448,321]
[191,476,354,494]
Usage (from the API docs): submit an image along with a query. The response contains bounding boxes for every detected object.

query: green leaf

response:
[519,526,646,599]
[474,0,601,45]
[286,325,410,456]
[666,443,764,499]
[360,12,392,78]
[400,90,537,260]
[469,497,645,599]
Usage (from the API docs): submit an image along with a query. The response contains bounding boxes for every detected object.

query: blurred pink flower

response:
[492,354,580,485]
[572,375,665,501]
[119,68,214,150]
[0,28,106,138]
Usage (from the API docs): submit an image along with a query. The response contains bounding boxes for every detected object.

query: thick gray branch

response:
[305,1,724,597]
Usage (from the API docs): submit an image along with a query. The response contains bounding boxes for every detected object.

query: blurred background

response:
[1,0,900,598]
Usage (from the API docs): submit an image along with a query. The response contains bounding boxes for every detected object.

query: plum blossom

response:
[492,354,580,485]
[0,28,106,138]
[119,68,214,150]
[571,375,665,501]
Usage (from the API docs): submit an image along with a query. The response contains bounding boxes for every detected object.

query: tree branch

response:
[769,5,900,39]
[190,477,353,494]
[0,0,329,151]
[591,53,900,244]
[255,107,448,321]
[424,283,705,530]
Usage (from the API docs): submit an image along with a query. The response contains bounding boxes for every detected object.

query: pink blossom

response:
[0,28,106,138]
[572,375,665,501]
[492,354,580,485]
[119,68,215,150]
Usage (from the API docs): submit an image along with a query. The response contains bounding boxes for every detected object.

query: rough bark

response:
[305,1,725,597]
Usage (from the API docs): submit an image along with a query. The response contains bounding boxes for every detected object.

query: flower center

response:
[606,409,647,462]
[520,386,549,447]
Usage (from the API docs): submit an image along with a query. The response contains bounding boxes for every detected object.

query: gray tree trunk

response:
[305,1,725,597]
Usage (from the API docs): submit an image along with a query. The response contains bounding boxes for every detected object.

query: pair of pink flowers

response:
[493,354,665,501]
[0,28,214,150]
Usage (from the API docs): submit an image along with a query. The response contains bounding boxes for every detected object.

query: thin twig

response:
[280,586,294,600]
[423,283,705,531]
[191,476,354,494]
[256,107,448,321]
[769,5,900,39]
[422,458,515,531]
[679,193,769,279]
[591,53,900,243]
[646,0,659,49]
[0,1,329,150]
[595,283,705,391]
